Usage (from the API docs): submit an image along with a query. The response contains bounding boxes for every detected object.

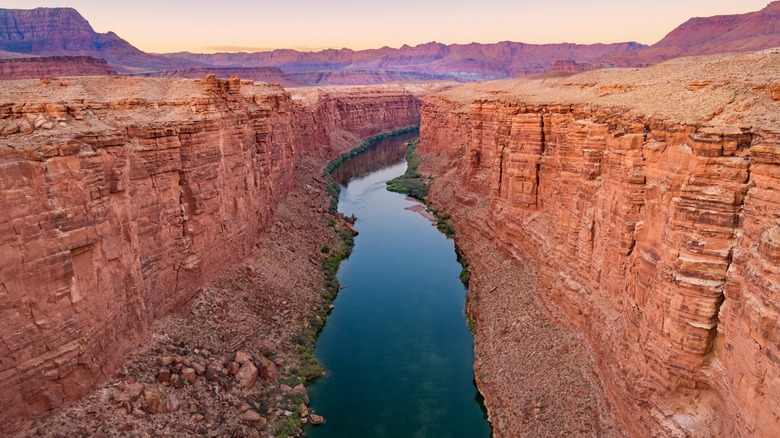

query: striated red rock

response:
[419,50,780,437]
[0,76,426,433]
[0,56,116,80]
[288,84,431,156]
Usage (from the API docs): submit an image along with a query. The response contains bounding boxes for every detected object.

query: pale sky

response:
[2,1,773,53]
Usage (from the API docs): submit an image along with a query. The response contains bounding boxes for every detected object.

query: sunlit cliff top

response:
[435,49,780,130]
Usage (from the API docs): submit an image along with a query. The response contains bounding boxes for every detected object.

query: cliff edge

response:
[420,49,780,436]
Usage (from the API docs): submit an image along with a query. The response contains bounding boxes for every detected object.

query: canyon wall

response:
[289,84,432,154]
[0,76,422,432]
[420,50,780,437]
[0,56,116,80]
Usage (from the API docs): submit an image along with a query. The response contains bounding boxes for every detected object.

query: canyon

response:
[0,76,428,434]
[419,49,780,436]
[0,3,778,437]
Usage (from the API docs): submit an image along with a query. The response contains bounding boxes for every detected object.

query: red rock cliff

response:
[0,76,423,432]
[419,50,780,437]
[0,56,116,80]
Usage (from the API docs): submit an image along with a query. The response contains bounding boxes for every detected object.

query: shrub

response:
[385,139,430,200]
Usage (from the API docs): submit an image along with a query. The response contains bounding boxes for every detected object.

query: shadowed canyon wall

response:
[420,50,780,437]
[0,76,422,432]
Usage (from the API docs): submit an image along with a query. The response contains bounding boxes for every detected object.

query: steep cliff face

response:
[289,84,431,154]
[0,56,116,79]
[0,76,423,432]
[420,50,780,436]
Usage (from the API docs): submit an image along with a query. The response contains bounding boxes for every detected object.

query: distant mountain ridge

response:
[0,7,644,81]
[0,4,778,83]
[163,41,647,80]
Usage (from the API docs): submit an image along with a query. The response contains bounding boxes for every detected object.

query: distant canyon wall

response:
[419,78,780,436]
[0,56,116,80]
[0,76,421,432]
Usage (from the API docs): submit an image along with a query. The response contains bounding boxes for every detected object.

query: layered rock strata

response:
[0,76,424,432]
[419,49,780,437]
[0,56,116,80]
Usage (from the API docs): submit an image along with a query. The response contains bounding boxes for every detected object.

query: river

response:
[306,133,491,437]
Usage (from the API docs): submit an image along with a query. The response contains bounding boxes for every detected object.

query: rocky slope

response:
[419,49,780,436]
[0,56,116,79]
[0,76,426,434]
[601,1,780,67]
[0,8,186,73]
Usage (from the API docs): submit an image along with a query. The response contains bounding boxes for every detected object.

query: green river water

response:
[305,133,491,437]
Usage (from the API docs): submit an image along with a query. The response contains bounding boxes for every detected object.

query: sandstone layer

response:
[0,76,425,433]
[419,49,780,437]
[0,56,116,80]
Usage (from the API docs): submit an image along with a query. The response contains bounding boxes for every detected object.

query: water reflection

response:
[331,131,418,185]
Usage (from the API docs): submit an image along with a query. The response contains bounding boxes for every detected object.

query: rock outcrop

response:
[146,67,301,87]
[419,49,780,437]
[0,76,424,433]
[0,56,116,79]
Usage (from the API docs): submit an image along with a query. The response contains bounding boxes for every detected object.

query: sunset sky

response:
[2,0,772,53]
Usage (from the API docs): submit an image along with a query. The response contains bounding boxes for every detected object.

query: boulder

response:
[257,355,278,383]
[291,384,309,404]
[236,361,259,389]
